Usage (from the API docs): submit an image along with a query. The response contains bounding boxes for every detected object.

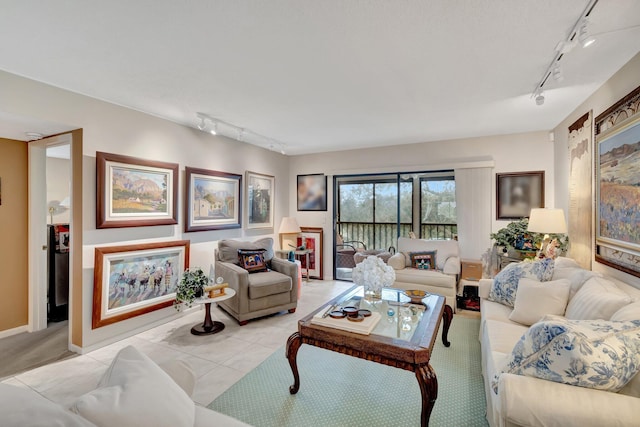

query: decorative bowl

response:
[403,289,429,304]
[342,306,359,318]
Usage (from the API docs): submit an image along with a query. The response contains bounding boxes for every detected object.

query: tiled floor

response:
[1,280,479,409]
[1,280,353,407]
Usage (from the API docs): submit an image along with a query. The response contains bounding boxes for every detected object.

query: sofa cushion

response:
[488,258,555,308]
[248,271,292,299]
[565,276,633,320]
[71,345,195,427]
[238,249,269,273]
[218,238,274,264]
[493,315,640,394]
[508,278,571,326]
[0,383,96,427]
[393,267,456,289]
[551,266,601,299]
[611,301,640,322]
[409,250,437,270]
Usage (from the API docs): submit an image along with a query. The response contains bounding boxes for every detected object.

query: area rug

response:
[208,316,488,426]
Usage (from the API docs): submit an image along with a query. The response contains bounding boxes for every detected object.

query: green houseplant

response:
[490,218,569,254]
[174,267,209,310]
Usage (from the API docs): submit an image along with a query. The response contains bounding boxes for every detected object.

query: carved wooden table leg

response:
[441,304,453,347]
[416,363,438,426]
[286,332,302,394]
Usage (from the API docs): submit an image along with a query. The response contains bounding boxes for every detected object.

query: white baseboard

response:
[0,325,28,339]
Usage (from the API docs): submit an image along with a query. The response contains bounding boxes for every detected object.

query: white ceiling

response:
[1,1,639,155]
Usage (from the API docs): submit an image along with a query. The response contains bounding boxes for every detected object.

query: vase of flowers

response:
[352,255,396,300]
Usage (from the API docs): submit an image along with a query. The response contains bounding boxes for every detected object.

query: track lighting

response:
[209,122,217,135]
[578,19,595,48]
[535,91,545,106]
[552,64,563,82]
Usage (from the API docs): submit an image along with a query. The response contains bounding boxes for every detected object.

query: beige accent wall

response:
[553,52,640,289]
[0,138,28,331]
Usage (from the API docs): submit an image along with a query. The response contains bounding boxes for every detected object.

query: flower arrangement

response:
[352,255,396,300]
[174,267,209,310]
[490,218,569,255]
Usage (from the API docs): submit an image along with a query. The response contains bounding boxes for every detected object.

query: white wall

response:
[553,52,640,289]
[0,70,291,350]
[289,131,555,278]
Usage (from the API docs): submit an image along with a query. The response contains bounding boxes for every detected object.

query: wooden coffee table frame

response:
[286,286,453,427]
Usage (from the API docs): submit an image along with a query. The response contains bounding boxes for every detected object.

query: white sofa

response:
[0,345,249,427]
[479,257,640,427]
[387,237,460,309]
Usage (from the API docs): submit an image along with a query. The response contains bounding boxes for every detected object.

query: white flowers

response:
[352,255,396,298]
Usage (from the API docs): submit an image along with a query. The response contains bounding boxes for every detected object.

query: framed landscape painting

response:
[496,171,544,220]
[92,240,189,329]
[298,227,323,279]
[96,152,178,228]
[246,171,274,229]
[185,167,241,232]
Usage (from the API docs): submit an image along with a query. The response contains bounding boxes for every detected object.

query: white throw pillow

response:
[509,278,571,326]
[493,315,640,393]
[565,277,632,320]
[71,346,195,427]
[551,266,601,299]
[488,258,555,307]
[0,383,96,427]
[611,301,640,322]
[553,256,581,269]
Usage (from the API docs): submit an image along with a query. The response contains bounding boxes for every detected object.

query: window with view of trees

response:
[420,177,457,239]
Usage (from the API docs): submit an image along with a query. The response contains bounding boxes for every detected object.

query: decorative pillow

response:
[551,266,601,299]
[565,276,632,320]
[509,278,571,326]
[553,256,582,269]
[0,383,96,427]
[610,301,640,322]
[409,250,437,270]
[71,346,195,427]
[488,258,555,307]
[492,315,640,394]
[238,249,269,273]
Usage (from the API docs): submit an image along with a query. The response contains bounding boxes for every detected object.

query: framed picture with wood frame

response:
[298,227,323,279]
[92,240,189,329]
[96,152,179,228]
[496,171,544,220]
[185,167,241,232]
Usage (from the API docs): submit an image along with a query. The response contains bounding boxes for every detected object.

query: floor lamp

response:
[527,208,567,259]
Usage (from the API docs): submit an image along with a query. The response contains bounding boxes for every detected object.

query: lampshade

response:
[527,208,567,234]
[279,217,301,234]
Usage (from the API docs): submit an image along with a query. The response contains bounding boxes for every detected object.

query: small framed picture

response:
[185,167,241,232]
[92,240,190,329]
[96,152,178,228]
[298,227,323,279]
[496,171,544,220]
[297,174,327,211]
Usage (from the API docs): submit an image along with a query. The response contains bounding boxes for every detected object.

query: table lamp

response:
[279,217,301,250]
[527,208,567,259]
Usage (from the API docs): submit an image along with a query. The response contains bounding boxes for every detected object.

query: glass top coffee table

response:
[286,286,453,427]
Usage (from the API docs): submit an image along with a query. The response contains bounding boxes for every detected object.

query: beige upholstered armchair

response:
[214,238,298,325]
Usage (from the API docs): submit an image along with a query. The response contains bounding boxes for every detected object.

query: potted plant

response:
[174,267,209,310]
[490,218,570,255]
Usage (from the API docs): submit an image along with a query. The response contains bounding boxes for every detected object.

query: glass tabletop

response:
[332,286,433,341]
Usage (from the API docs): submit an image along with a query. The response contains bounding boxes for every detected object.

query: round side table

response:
[190,288,236,336]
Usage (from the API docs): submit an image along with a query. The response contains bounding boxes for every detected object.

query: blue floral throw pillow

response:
[492,315,640,394]
[488,258,554,307]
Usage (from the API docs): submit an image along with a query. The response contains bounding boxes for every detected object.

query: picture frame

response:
[245,171,274,229]
[96,152,178,228]
[185,167,241,232]
[297,174,327,211]
[594,85,640,278]
[298,227,323,279]
[92,240,190,329]
[496,171,544,220]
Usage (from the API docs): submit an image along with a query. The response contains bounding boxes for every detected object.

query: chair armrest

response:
[479,279,493,299]
[271,257,299,302]
[388,252,406,270]
[442,256,460,275]
[215,260,250,313]
[159,359,196,397]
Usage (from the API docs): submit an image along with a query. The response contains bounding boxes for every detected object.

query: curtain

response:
[454,167,492,260]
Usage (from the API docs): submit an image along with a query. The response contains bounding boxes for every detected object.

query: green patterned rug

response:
[208,316,487,426]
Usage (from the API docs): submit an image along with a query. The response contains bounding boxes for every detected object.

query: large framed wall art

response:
[594,84,640,278]
[496,171,544,220]
[185,167,241,232]
[297,174,327,211]
[96,152,179,228]
[92,240,190,329]
[298,227,323,279]
[245,171,274,229]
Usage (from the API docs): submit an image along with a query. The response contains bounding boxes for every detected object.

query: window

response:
[420,175,457,239]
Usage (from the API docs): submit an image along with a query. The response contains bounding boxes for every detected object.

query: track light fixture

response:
[578,19,596,48]
[195,112,287,154]
[535,91,545,106]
